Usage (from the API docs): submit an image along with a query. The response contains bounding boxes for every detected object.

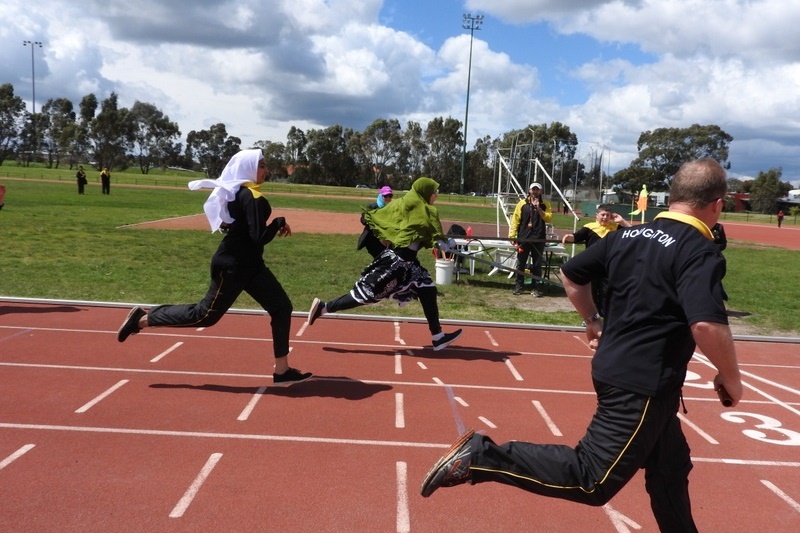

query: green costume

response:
[363,177,445,249]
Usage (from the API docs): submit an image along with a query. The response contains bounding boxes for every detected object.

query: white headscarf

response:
[188,149,264,233]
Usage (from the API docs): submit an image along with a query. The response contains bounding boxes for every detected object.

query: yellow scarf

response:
[241,182,264,199]
[654,212,713,240]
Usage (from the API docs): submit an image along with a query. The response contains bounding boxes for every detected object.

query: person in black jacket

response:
[116,149,311,386]
[508,182,553,296]
[421,159,742,533]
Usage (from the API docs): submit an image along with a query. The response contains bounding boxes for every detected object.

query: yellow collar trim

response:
[654,212,713,240]
[241,182,264,199]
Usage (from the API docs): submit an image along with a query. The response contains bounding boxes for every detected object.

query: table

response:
[451,239,568,282]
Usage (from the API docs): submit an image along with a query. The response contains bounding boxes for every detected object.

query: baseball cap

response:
[380,186,393,196]
[529,182,543,190]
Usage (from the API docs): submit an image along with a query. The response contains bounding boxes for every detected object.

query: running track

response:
[1,298,799,532]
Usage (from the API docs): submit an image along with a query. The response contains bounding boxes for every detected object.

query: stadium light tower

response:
[23,40,43,155]
[460,13,483,195]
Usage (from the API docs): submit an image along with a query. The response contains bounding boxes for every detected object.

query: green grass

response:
[1,177,798,336]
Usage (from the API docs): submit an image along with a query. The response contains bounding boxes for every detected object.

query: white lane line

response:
[677,412,719,445]
[150,342,184,363]
[761,479,800,513]
[75,380,129,413]
[295,321,308,336]
[393,322,406,346]
[484,330,499,347]
[478,416,497,429]
[396,461,410,533]
[0,444,35,471]
[432,377,444,386]
[395,393,405,429]
[532,400,563,437]
[602,502,642,531]
[169,453,222,518]
[454,396,469,407]
[237,386,268,421]
[693,352,800,417]
[572,335,592,349]
[395,352,403,375]
[417,361,428,370]
[5,422,800,462]
[0,422,451,449]
[504,357,523,381]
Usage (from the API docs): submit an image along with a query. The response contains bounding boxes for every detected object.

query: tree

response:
[254,140,288,181]
[361,118,403,188]
[398,120,427,187]
[40,98,77,169]
[90,93,131,170]
[303,125,356,186]
[128,101,181,174]
[423,117,462,193]
[467,135,497,194]
[186,123,241,179]
[0,83,26,165]
[749,168,785,213]
[633,124,733,187]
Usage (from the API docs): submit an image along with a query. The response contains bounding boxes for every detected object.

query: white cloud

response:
[3,0,800,182]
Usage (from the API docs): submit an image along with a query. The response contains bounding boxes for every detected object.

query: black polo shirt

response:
[561,215,728,396]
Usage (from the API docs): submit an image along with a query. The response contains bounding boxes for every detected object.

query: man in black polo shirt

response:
[421,159,742,533]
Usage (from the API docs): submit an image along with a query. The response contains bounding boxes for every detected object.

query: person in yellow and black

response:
[561,204,631,315]
[100,167,111,195]
[509,182,553,296]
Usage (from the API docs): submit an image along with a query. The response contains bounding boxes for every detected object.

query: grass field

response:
[1,171,798,337]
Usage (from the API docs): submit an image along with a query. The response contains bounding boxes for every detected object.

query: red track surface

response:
[1,300,799,532]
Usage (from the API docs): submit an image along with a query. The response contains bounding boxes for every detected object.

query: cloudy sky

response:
[4,0,800,184]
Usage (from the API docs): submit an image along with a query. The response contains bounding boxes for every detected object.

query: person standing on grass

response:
[509,182,553,297]
[0,183,5,210]
[117,149,312,387]
[76,166,87,195]
[307,177,462,351]
[777,210,784,228]
[100,167,111,195]
[421,159,742,533]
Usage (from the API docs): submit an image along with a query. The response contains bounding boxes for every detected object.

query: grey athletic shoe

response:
[420,429,475,497]
[308,298,324,326]
[117,307,145,342]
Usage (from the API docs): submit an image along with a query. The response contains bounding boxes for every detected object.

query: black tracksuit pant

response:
[468,382,698,532]
[147,263,293,358]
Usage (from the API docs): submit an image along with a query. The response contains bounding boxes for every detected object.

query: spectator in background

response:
[76,166,87,195]
[357,185,394,258]
[777,210,784,228]
[0,183,6,210]
[100,167,111,195]
[561,204,631,316]
[509,182,553,297]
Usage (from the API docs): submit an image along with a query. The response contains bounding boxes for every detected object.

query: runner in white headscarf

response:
[117,149,312,386]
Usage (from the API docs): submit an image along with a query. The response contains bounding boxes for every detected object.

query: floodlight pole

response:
[460,13,483,195]
[23,40,43,155]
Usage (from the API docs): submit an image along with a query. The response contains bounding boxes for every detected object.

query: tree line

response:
[0,82,792,212]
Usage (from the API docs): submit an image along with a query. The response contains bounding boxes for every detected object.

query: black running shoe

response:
[432,329,462,351]
[117,307,146,342]
[307,298,324,326]
[420,429,475,497]
[273,368,313,387]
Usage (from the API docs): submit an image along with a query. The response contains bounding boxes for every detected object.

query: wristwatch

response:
[582,312,602,326]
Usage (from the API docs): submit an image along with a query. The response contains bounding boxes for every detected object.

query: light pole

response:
[23,40,43,156]
[460,13,483,195]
